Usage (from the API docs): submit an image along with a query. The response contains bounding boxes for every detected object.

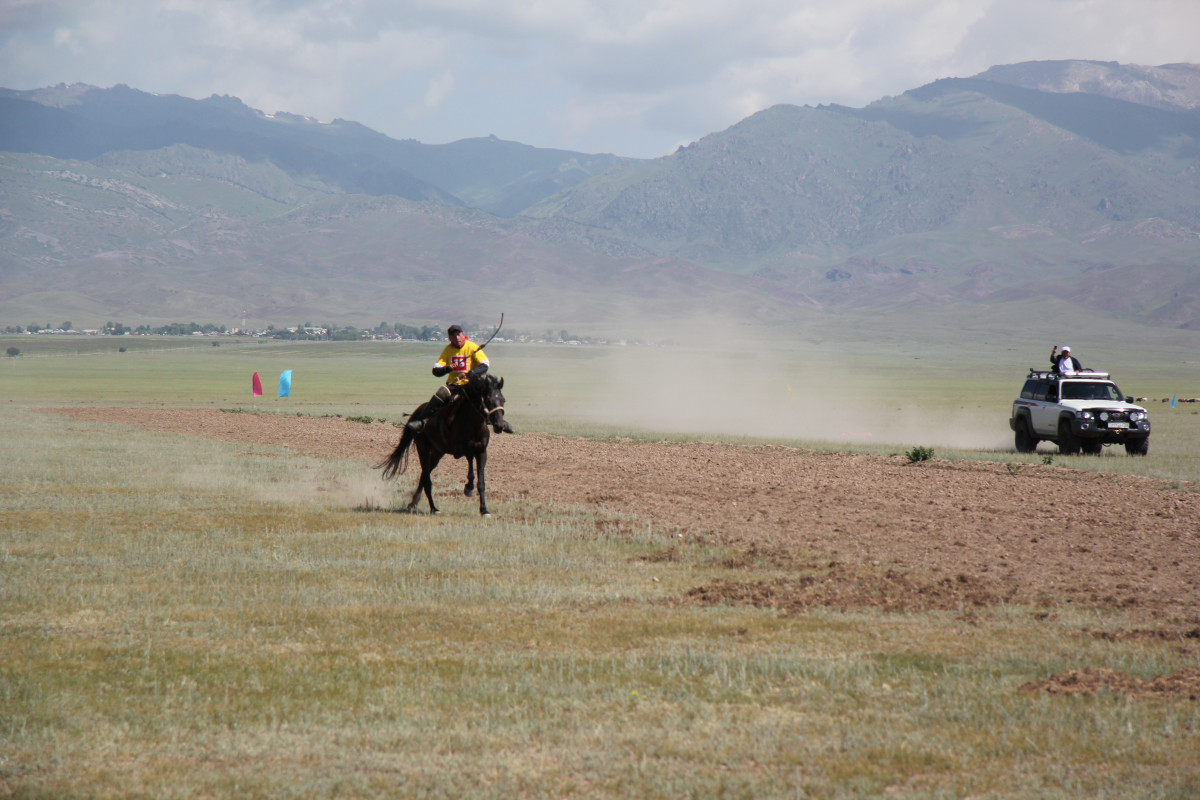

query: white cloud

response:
[423,70,456,108]
[1,0,1196,158]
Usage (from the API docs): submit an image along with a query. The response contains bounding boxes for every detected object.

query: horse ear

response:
[498,377,504,390]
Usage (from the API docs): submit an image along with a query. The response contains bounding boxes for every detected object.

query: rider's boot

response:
[407,394,446,433]
[405,395,444,431]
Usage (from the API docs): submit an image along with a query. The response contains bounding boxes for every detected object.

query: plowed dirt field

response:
[50,406,1200,676]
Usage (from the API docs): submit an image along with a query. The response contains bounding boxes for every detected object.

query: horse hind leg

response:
[404,445,442,514]
[406,468,438,514]
[404,475,424,513]
[423,472,439,514]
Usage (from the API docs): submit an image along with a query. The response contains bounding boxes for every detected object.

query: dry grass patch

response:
[3,405,1200,798]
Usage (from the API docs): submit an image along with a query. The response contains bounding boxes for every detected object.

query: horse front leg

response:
[464,458,476,498]
[475,451,489,517]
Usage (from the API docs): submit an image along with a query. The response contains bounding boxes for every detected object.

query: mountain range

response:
[2,59,1198,335]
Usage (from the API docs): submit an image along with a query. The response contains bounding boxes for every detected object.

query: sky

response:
[2,0,1198,159]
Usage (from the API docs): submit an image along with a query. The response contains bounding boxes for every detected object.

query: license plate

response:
[1108,422,1129,429]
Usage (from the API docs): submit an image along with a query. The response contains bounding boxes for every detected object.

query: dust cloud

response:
[552,323,1011,451]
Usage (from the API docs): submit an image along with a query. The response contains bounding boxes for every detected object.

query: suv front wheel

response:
[1125,438,1149,456]
[1057,421,1081,455]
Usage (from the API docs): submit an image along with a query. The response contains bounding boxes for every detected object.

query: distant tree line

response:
[140,322,229,335]
[267,322,445,341]
[2,321,227,335]
[3,320,443,338]
[373,322,445,340]
[3,321,77,333]
[3,320,643,346]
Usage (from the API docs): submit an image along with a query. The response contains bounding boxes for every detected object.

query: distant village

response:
[3,321,641,346]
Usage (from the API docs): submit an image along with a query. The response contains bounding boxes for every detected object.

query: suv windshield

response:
[1060,381,1122,401]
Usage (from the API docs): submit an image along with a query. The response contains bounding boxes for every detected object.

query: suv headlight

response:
[1130,411,1144,421]
[1077,411,1093,419]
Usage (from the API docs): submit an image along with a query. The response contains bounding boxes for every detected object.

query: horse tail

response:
[377,425,415,479]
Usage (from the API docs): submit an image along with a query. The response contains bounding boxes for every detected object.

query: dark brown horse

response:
[378,373,510,516]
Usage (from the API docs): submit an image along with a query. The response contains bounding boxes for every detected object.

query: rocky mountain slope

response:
[2,60,1198,332]
[525,63,1200,324]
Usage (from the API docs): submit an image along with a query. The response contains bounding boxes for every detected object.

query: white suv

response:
[1010,370,1150,456]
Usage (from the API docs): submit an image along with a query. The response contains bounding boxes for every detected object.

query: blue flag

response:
[278,369,292,398]
[1171,393,1177,409]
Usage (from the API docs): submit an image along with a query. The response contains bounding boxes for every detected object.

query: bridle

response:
[482,387,505,423]
[473,394,506,435]
[462,378,505,424]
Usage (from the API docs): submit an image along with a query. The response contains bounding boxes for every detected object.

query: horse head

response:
[476,373,511,434]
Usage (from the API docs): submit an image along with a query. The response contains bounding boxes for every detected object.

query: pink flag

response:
[252,372,263,397]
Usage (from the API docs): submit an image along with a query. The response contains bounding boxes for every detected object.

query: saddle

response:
[436,386,468,425]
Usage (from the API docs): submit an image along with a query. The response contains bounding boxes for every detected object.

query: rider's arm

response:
[431,344,455,377]
[466,346,489,379]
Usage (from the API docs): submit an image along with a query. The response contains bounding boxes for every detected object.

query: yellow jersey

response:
[436,339,489,386]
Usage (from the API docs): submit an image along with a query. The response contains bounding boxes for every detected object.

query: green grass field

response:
[2,336,1199,798]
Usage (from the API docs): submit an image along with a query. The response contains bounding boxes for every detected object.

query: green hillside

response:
[525,77,1200,324]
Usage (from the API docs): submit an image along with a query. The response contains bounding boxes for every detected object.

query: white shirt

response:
[1058,355,1077,376]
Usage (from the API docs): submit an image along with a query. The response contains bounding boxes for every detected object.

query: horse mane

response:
[462,372,498,406]
[466,371,492,391]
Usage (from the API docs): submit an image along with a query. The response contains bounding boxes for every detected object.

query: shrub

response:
[906,445,935,462]
[5,347,19,357]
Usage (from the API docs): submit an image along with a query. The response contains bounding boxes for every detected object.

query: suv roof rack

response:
[1026,369,1111,380]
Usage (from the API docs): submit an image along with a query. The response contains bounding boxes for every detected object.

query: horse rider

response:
[406,324,489,433]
